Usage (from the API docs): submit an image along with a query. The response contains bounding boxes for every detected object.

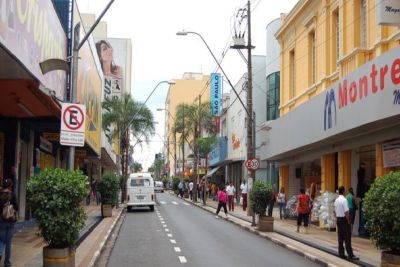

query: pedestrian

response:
[277,187,286,219]
[268,190,276,216]
[211,183,217,201]
[240,180,248,211]
[296,188,310,234]
[334,186,359,260]
[189,180,194,200]
[216,186,228,218]
[226,181,236,212]
[178,180,184,198]
[346,187,357,231]
[0,179,18,266]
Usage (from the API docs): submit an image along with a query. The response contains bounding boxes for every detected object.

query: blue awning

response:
[205,166,221,178]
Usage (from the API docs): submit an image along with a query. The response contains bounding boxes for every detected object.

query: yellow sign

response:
[43,132,60,141]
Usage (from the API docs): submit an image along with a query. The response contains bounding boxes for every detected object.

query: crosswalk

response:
[158,201,191,206]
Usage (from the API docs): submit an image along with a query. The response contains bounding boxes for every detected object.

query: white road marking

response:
[165,229,170,232]
[163,225,167,228]
[183,203,190,206]
[160,201,167,204]
[174,247,181,252]
[170,239,176,244]
[167,234,173,237]
[172,201,178,205]
[178,256,187,263]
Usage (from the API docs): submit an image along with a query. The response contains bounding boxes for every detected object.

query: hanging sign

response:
[60,103,86,146]
[210,73,222,116]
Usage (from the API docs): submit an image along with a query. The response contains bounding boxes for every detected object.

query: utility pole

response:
[230,0,255,219]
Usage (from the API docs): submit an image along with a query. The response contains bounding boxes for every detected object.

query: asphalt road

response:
[106,192,321,267]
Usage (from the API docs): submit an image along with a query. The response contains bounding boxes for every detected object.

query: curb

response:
[87,206,126,267]
[174,193,357,267]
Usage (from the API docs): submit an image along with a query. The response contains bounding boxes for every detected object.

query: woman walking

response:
[216,187,228,218]
[277,187,286,219]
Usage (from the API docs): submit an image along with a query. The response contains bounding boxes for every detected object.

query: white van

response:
[126,173,155,211]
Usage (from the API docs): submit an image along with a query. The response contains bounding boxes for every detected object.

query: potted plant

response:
[172,176,180,195]
[27,168,88,267]
[249,179,274,232]
[162,178,168,190]
[363,171,400,267]
[97,173,120,217]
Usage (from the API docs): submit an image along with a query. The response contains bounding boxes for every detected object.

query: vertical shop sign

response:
[210,73,221,116]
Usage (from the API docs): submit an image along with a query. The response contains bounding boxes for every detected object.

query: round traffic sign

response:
[245,158,260,171]
[63,105,85,131]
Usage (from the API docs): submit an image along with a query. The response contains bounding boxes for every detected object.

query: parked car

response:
[126,173,155,211]
[154,181,164,193]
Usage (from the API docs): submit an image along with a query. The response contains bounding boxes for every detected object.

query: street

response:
[106,193,320,267]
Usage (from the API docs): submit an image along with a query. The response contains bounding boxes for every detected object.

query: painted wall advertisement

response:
[73,3,101,155]
[0,0,67,99]
[210,73,222,116]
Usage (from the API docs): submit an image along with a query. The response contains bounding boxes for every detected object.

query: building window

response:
[290,50,295,98]
[333,10,340,68]
[308,31,316,86]
[360,0,367,48]
[266,72,280,121]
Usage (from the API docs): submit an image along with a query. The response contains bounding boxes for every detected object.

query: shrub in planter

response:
[172,177,180,191]
[162,178,168,189]
[364,171,400,264]
[250,180,273,215]
[27,168,88,248]
[98,173,120,207]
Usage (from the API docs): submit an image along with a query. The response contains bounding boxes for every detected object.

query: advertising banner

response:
[0,0,67,99]
[73,3,102,155]
[376,0,400,26]
[210,73,222,116]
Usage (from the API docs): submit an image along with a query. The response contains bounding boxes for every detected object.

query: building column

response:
[279,165,289,202]
[338,150,351,190]
[375,143,391,177]
[321,153,335,192]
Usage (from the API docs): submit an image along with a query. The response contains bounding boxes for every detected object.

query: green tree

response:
[102,93,155,201]
[196,135,217,204]
[173,101,215,202]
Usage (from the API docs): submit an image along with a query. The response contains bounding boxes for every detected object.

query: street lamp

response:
[177,24,256,222]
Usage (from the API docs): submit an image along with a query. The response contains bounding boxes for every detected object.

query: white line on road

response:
[172,201,178,205]
[183,203,190,206]
[165,229,169,232]
[174,247,181,252]
[178,256,187,263]
[167,234,173,237]
[170,239,176,244]
[163,225,167,228]
[160,201,167,204]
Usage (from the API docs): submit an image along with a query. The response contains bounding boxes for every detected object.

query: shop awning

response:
[205,166,220,178]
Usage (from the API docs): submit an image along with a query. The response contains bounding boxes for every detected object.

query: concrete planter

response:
[381,251,400,267]
[43,246,75,267]
[257,215,274,232]
[102,204,112,217]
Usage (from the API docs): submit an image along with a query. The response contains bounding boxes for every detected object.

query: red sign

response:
[60,103,86,147]
[245,158,260,171]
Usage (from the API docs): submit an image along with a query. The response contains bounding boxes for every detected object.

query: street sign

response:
[60,103,86,147]
[245,158,260,171]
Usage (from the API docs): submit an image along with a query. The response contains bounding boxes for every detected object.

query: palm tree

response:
[173,101,215,202]
[102,93,155,201]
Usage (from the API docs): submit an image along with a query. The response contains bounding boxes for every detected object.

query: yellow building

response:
[261,0,400,234]
[163,73,211,179]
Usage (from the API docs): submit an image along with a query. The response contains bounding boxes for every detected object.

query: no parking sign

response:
[60,103,86,146]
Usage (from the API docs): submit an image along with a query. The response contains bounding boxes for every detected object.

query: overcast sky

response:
[76,0,298,170]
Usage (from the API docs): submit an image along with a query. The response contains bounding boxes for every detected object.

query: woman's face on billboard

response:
[100,42,113,62]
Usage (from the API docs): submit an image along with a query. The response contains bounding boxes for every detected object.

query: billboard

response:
[0,0,67,99]
[94,38,130,99]
[210,73,222,116]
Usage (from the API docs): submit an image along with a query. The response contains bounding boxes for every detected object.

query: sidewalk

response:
[11,202,124,267]
[184,194,380,267]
